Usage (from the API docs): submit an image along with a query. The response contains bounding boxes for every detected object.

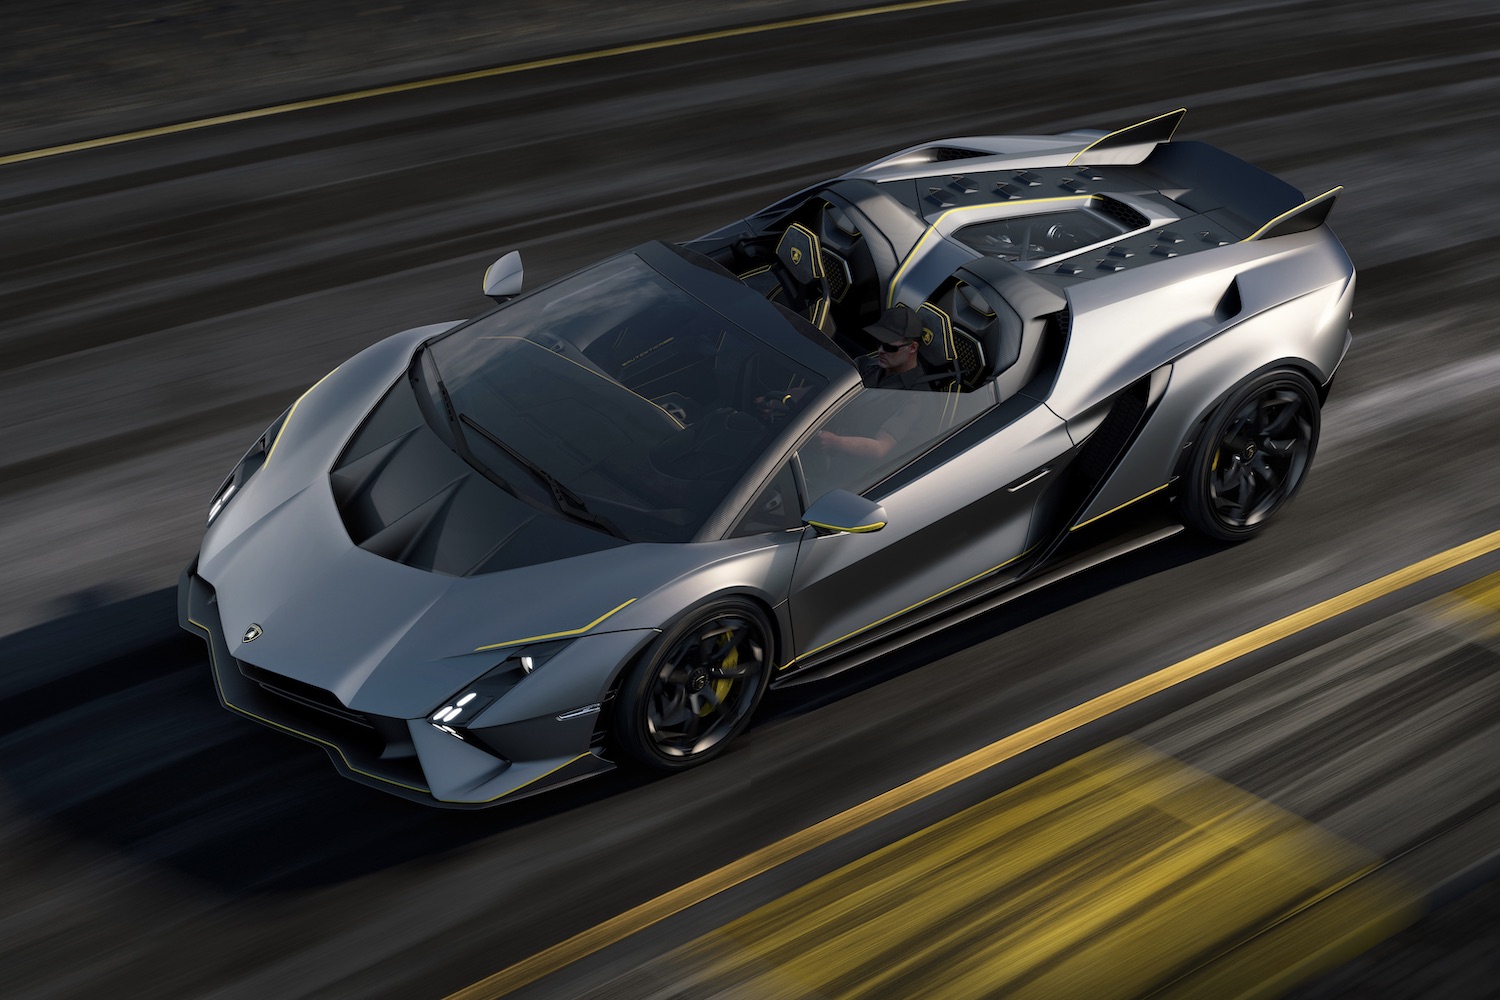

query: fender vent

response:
[1214,277,1242,322]
[1077,380,1149,484]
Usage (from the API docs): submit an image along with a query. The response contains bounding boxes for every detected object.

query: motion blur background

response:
[2,1,862,151]
[1,1,1497,997]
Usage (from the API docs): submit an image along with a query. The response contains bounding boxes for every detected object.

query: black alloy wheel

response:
[612,599,773,771]
[1180,370,1321,541]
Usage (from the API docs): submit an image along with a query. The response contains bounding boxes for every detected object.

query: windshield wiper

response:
[417,350,531,504]
[458,413,620,537]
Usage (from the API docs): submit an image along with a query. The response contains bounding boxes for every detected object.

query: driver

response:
[816,304,932,459]
[856,303,928,389]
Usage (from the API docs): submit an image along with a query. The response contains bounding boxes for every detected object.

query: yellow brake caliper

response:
[698,646,737,716]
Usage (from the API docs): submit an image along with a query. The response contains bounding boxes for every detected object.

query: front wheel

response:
[610,599,773,771]
[1179,370,1321,541]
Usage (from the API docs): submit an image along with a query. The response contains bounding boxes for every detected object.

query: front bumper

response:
[178,563,615,808]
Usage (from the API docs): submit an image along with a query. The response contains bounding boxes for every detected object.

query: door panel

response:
[785,403,1071,669]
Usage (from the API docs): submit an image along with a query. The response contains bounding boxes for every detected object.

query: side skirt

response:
[773,515,1181,688]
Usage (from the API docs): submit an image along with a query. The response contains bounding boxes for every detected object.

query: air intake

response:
[1093,196,1150,231]
[926,146,987,161]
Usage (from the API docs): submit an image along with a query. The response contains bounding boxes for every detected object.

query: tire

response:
[1179,369,1321,542]
[610,598,773,771]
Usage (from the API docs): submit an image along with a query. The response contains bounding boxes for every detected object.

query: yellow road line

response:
[0,0,977,167]
[669,741,1416,999]
[1436,569,1500,640]
[1448,571,1500,617]
[445,528,1500,999]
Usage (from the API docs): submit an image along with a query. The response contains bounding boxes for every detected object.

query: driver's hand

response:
[755,392,795,419]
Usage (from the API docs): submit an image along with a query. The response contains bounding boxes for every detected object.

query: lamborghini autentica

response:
[179,110,1353,806]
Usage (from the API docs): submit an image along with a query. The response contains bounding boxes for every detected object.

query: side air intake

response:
[925,146,988,162]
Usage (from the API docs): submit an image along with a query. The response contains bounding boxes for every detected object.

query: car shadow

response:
[0,531,1217,898]
[0,587,653,896]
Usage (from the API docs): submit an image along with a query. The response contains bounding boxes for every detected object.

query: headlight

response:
[428,640,571,740]
[207,480,239,524]
[206,408,290,524]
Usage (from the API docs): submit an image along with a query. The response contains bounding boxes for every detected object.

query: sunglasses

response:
[878,340,915,352]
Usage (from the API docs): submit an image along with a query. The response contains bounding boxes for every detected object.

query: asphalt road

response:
[1,1,1498,997]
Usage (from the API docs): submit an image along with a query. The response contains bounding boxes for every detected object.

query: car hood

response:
[203,482,661,718]
[196,325,669,718]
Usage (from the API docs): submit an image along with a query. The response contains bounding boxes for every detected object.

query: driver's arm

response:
[815,428,897,459]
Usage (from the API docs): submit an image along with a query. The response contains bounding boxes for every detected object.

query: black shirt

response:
[854,355,931,442]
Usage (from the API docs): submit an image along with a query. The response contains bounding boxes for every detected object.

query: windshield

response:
[426,253,831,542]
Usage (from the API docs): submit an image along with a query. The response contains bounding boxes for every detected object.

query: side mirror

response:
[483,250,524,301]
[802,489,887,535]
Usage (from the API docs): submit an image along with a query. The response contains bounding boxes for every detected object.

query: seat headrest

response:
[915,301,958,376]
[775,223,824,287]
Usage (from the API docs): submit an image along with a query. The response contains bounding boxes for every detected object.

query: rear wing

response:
[1141,139,1339,240]
[1068,108,1186,165]
[1244,186,1343,241]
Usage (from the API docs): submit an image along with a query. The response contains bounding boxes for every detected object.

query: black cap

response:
[864,303,923,346]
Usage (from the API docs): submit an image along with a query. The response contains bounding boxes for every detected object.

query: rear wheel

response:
[611,599,773,771]
[1179,370,1321,541]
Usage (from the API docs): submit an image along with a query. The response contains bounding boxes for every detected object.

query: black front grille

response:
[237,661,373,728]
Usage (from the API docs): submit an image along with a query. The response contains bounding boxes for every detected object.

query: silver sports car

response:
[179,109,1353,807]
